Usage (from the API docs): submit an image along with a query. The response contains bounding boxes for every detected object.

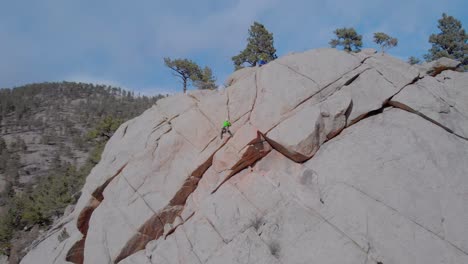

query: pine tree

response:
[424,13,468,70]
[194,67,217,90]
[164,58,203,93]
[373,32,398,53]
[232,22,277,69]
[408,56,421,65]
[87,116,123,140]
[329,27,363,52]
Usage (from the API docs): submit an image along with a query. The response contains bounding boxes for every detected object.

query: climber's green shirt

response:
[223,120,231,128]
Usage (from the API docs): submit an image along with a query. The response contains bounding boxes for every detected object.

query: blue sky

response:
[1,0,466,95]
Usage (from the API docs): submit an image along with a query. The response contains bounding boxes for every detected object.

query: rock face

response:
[416,57,461,77]
[20,49,468,264]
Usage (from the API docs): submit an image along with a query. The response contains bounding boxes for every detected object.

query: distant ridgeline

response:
[0,82,164,260]
[0,82,163,128]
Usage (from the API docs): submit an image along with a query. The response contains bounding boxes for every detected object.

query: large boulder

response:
[21,48,468,264]
[266,88,351,162]
[250,48,362,132]
[363,53,419,89]
[417,57,462,77]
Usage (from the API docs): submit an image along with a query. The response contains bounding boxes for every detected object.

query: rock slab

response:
[20,49,468,264]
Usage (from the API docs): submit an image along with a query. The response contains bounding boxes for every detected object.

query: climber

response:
[221,119,233,139]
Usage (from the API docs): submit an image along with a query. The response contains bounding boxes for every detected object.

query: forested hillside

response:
[0,82,163,262]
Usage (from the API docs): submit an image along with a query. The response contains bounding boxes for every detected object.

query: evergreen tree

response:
[87,116,123,140]
[232,22,277,69]
[0,211,14,254]
[408,56,421,65]
[329,27,363,52]
[194,67,217,90]
[373,32,398,53]
[0,138,9,174]
[424,13,468,70]
[164,58,202,93]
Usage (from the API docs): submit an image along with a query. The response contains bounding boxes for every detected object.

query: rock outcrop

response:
[21,49,468,264]
[416,57,462,77]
